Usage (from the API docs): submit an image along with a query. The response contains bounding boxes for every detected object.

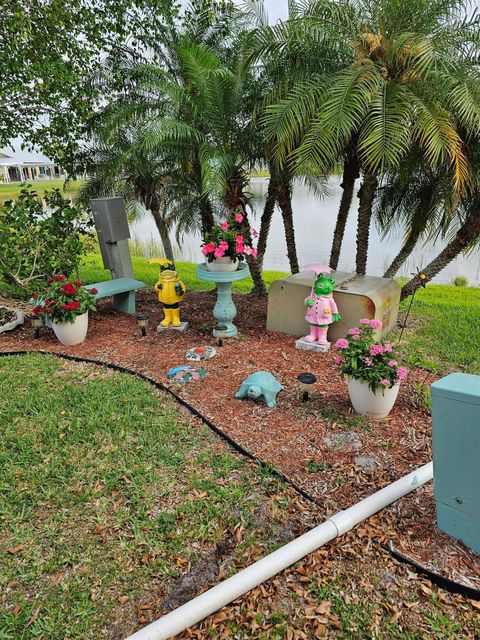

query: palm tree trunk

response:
[251,172,279,296]
[400,209,480,299]
[383,229,421,278]
[277,177,299,274]
[330,154,359,270]
[150,202,174,262]
[200,198,214,235]
[355,172,378,275]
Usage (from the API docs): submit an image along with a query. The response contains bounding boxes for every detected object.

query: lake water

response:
[129,175,480,285]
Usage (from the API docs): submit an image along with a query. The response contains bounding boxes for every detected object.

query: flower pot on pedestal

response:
[206,257,239,272]
[347,377,400,419]
[52,311,89,346]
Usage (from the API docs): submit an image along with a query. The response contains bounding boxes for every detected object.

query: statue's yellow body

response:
[149,259,186,327]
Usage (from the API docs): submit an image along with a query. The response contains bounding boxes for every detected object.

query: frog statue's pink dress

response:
[304,293,338,344]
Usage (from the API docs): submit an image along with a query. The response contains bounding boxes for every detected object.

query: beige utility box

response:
[267,270,401,341]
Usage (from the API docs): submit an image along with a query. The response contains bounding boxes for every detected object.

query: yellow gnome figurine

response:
[149,259,186,329]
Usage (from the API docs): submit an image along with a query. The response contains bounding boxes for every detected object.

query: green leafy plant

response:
[453,276,468,287]
[334,319,408,393]
[0,187,92,298]
[31,276,97,324]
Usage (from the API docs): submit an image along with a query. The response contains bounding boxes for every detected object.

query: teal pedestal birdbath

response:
[196,262,250,337]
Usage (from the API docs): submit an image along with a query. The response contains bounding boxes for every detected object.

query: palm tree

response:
[253,0,480,274]
[76,132,179,261]
[376,155,457,278]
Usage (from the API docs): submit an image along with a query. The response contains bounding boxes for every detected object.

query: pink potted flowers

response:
[201,208,257,272]
[334,319,408,418]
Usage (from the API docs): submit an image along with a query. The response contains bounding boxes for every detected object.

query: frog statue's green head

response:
[313,272,336,296]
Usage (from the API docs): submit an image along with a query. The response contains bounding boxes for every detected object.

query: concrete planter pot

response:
[347,377,400,419]
[206,257,239,272]
[52,311,89,346]
[0,310,25,333]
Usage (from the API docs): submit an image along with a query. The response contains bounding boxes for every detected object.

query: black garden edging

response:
[2,349,479,602]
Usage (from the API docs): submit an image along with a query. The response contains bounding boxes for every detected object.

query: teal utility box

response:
[431,373,480,553]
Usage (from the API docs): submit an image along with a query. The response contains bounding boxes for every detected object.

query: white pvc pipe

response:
[126,462,433,640]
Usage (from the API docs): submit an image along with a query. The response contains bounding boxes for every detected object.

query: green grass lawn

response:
[0,180,83,204]
[398,284,480,374]
[79,252,288,294]
[0,353,293,639]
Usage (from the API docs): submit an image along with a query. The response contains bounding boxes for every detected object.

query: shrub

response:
[0,186,93,298]
[453,276,468,287]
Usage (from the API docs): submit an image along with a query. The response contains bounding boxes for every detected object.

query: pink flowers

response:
[388,359,398,367]
[348,327,360,339]
[384,342,393,353]
[380,378,390,387]
[334,355,343,365]
[360,318,383,330]
[335,338,349,349]
[364,357,373,366]
[201,242,215,256]
[235,212,244,223]
[396,366,408,380]
[369,344,385,356]
[220,221,230,231]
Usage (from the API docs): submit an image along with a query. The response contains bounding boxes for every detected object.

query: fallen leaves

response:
[7,544,26,554]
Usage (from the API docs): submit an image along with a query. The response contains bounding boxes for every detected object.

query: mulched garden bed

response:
[1,288,479,602]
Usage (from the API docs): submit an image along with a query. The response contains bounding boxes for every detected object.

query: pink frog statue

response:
[303,264,341,345]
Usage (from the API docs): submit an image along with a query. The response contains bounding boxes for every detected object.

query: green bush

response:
[453,276,468,287]
[0,186,93,298]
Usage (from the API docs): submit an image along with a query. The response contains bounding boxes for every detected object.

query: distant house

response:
[0,150,66,183]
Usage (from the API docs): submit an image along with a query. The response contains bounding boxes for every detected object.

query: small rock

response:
[322,431,362,451]
[354,455,379,473]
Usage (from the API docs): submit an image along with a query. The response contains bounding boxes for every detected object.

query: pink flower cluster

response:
[369,344,385,356]
[335,338,349,349]
[380,378,390,386]
[396,366,408,380]
[364,357,373,366]
[360,318,383,330]
[348,327,360,339]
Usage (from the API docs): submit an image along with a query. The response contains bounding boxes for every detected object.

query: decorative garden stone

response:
[296,264,340,351]
[235,371,284,408]
[149,258,187,330]
[185,346,216,361]
[167,365,206,382]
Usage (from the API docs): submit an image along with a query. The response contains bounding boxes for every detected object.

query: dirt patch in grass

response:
[1,291,479,638]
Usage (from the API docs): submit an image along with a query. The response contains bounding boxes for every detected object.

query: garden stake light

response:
[398,268,430,344]
[214,323,228,347]
[136,313,149,337]
[297,372,317,402]
[30,315,44,339]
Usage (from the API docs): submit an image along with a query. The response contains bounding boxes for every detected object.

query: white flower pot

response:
[52,311,89,346]
[347,377,400,419]
[206,257,239,272]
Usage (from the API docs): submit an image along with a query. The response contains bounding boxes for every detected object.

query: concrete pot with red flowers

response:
[334,319,408,419]
[201,208,258,272]
[31,276,98,346]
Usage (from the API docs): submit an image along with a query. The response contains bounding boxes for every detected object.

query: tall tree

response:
[0,0,179,162]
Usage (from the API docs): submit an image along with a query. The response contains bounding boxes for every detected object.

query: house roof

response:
[0,147,55,166]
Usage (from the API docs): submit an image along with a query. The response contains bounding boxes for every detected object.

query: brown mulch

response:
[1,288,479,599]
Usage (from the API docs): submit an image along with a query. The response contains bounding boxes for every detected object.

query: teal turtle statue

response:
[235,371,284,408]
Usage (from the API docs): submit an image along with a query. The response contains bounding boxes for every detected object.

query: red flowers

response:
[59,283,78,296]
[89,288,98,295]
[31,275,97,323]
[62,301,81,310]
